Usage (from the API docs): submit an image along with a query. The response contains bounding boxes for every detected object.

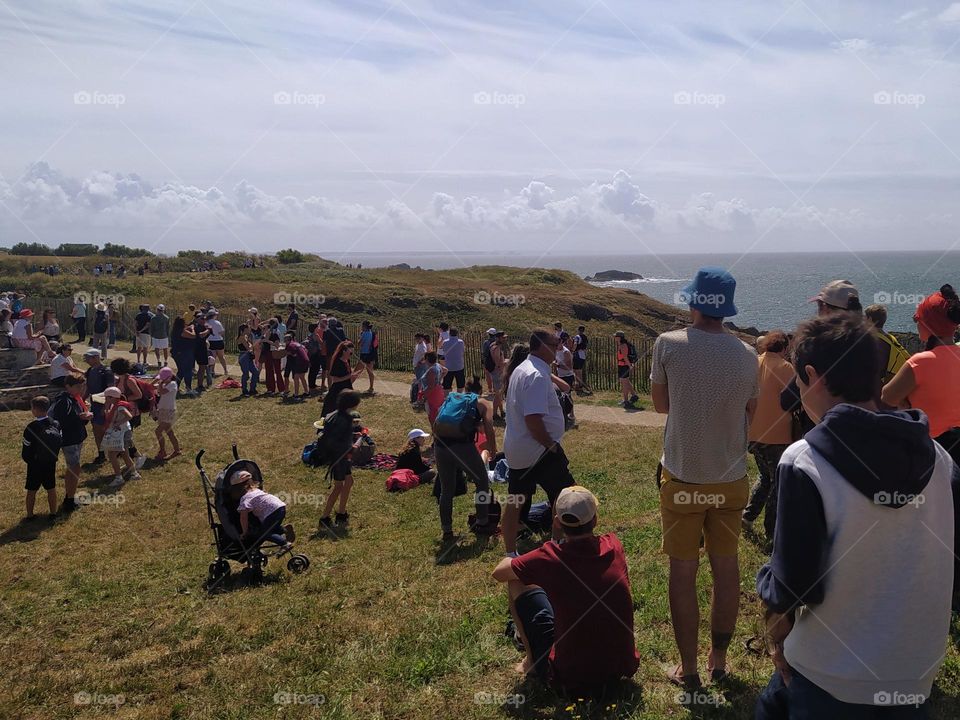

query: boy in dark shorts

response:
[22,395,62,519]
[492,485,640,697]
[318,390,363,531]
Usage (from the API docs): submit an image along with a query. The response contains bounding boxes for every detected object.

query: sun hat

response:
[681,266,739,318]
[18,308,33,319]
[248,307,258,314]
[555,485,599,527]
[809,279,859,310]
[156,303,165,311]
[407,428,430,441]
[486,327,498,335]
[95,302,106,311]
[229,470,253,486]
[82,347,101,358]
[157,367,174,381]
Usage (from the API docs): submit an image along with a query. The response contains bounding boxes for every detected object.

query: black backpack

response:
[626,342,638,365]
[27,418,62,464]
[481,338,495,372]
[93,311,108,334]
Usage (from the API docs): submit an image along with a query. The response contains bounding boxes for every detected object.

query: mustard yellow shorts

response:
[659,468,750,561]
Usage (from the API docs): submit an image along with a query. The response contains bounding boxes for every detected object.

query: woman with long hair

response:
[320,340,364,415]
[237,323,259,396]
[882,284,960,464]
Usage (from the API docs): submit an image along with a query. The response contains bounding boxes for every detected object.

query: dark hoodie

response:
[757,403,960,613]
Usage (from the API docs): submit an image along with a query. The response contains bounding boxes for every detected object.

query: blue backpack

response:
[433,392,480,441]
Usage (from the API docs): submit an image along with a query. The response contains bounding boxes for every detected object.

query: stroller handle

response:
[232,444,239,460]
[195,449,205,469]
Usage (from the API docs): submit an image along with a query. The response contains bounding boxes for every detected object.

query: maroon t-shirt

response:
[511,533,639,691]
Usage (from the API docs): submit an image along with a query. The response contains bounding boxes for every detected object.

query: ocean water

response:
[332,251,960,332]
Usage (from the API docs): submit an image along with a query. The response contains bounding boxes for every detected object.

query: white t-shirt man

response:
[207,319,224,343]
[504,354,565,469]
[50,354,75,380]
[412,339,427,369]
[71,301,86,319]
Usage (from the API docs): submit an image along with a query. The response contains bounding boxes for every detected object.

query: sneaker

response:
[441,530,457,545]
[60,497,79,513]
[134,454,147,470]
[630,393,639,404]
[128,472,142,481]
[624,401,636,410]
[334,512,349,527]
[284,523,296,543]
[107,475,125,489]
[505,550,519,559]
[318,516,333,531]
[93,452,106,464]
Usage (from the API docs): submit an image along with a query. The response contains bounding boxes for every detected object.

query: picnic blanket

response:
[352,452,397,471]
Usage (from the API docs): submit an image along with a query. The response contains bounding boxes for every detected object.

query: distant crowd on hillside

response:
[6,267,960,716]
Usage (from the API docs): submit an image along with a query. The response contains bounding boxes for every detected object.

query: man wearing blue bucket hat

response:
[651,266,759,689]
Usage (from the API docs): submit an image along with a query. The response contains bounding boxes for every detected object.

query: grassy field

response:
[2,389,959,719]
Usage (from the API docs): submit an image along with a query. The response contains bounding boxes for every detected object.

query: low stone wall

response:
[0,348,59,411]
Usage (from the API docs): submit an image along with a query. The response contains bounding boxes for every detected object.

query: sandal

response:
[707,665,730,684]
[667,664,702,690]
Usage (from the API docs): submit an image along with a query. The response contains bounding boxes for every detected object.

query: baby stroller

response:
[196,445,310,589]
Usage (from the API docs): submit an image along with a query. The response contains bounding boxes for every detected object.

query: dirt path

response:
[110,350,666,428]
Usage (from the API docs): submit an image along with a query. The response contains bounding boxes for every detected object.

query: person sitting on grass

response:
[151,367,181,461]
[492,485,640,698]
[231,470,295,550]
[22,395,61,520]
[396,429,437,485]
[319,390,363,531]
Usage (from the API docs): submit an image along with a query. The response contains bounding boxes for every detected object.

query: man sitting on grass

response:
[492,485,639,697]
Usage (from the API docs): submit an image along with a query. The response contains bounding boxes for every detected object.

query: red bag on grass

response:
[386,469,420,492]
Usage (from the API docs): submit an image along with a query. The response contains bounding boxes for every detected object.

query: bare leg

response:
[708,554,740,673]
[337,476,354,513]
[321,485,340,519]
[501,497,524,554]
[64,464,80,501]
[507,580,542,675]
[46,488,57,514]
[26,490,37,517]
[669,557,701,677]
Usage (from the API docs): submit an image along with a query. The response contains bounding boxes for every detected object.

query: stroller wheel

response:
[207,559,231,588]
[287,554,310,574]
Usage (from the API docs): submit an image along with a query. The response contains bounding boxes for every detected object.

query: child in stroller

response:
[231,470,295,549]
[197,446,309,588]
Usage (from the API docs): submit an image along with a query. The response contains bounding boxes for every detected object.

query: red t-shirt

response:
[511,533,639,691]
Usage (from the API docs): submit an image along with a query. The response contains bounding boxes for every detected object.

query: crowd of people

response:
[8,266,960,715]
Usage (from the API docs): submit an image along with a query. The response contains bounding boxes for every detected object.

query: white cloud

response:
[938,3,960,23]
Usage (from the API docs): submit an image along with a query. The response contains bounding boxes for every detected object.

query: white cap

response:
[407,428,430,441]
[486,327,498,335]
[555,485,599,527]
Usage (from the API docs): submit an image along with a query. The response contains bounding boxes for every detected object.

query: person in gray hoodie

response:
[756,313,960,718]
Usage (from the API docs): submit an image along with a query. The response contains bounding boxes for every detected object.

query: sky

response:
[1,0,959,259]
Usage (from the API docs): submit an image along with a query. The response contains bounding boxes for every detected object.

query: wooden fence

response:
[31,297,654,392]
